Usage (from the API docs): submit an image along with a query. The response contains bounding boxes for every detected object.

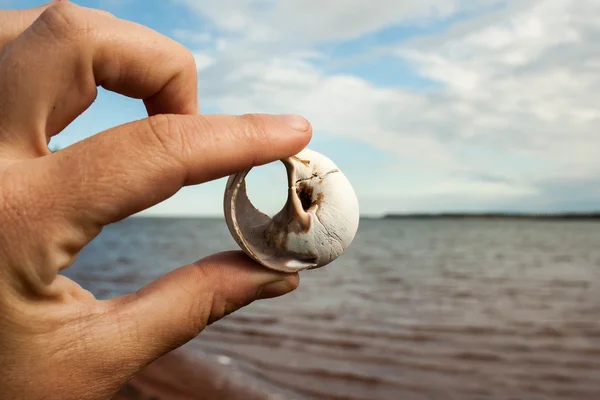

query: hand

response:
[0,2,311,399]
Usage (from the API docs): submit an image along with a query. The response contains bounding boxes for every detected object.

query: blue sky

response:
[3,0,599,216]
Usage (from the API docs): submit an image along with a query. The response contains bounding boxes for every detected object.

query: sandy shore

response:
[112,349,270,400]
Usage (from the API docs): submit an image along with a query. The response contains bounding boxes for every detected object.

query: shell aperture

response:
[223,148,359,272]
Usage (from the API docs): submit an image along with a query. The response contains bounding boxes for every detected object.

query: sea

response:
[64,217,600,400]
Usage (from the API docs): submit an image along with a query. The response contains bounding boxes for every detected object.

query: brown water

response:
[65,217,600,400]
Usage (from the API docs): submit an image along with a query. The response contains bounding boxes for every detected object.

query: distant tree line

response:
[383,212,600,220]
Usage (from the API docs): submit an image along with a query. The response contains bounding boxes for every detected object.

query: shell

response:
[223,148,360,272]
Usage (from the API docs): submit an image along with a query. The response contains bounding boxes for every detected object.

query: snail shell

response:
[223,148,360,272]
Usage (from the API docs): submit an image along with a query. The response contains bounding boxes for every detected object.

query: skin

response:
[0,1,312,399]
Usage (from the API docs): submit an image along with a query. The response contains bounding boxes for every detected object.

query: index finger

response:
[29,113,312,228]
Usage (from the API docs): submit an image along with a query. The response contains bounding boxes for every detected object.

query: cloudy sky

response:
[4,0,600,216]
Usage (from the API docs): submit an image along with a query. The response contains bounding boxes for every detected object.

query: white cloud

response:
[399,0,600,173]
[176,0,503,44]
[153,0,600,215]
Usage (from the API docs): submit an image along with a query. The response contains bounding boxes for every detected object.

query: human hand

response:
[0,2,311,399]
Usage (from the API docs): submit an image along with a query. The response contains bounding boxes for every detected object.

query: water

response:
[65,218,600,400]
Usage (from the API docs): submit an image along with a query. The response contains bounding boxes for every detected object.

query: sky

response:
[3,0,600,217]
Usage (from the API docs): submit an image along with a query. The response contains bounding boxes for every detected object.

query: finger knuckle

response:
[180,48,197,75]
[36,2,91,40]
[0,169,33,223]
[182,264,215,338]
[93,9,116,19]
[234,114,269,147]
[145,114,188,158]
[167,41,197,72]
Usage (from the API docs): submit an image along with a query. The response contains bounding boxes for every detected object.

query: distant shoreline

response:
[133,212,600,220]
[382,212,600,220]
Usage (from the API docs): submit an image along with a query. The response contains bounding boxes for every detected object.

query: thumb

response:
[105,251,298,367]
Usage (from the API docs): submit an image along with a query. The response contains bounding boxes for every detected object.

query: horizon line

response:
[134,211,600,220]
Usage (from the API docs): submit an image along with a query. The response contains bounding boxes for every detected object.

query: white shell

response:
[223,148,360,272]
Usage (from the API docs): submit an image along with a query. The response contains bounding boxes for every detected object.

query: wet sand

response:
[67,217,600,400]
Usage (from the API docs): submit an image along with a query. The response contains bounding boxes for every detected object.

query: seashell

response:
[223,148,360,273]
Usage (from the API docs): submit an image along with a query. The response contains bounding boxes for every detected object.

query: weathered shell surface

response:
[223,148,360,272]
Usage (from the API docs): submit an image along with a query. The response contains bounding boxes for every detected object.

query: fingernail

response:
[276,114,310,132]
[256,279,296,300]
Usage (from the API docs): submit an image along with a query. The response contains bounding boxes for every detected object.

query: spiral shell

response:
[223,148,359,272]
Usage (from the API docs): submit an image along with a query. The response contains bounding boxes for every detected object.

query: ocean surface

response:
[65,217,600,400]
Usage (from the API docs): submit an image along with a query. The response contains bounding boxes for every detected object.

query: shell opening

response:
[296,184,314,211]
[243,162,288,217]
